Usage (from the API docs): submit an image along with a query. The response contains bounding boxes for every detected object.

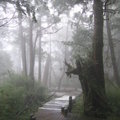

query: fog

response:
[0,1,120,120]
[0,1,81,90]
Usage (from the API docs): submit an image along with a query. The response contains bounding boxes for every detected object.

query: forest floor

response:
[35,91,81,120]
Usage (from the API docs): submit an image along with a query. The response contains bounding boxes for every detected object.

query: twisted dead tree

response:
[65,56,110,117]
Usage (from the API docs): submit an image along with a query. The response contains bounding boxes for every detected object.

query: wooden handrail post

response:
[68,96,72,112]
[30,114,36,120]
[61,107,68,117]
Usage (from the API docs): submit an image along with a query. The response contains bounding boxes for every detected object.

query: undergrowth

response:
[106,79,120,120]
[72,79,120,120]
[0,73,48,120]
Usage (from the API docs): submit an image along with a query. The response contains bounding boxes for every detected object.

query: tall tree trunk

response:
[106,10,120,86]
[80,0,108,117]
[93,0,105,90]
[38,36,42,83]
[42,54,50,87]
[18,11,27,76]
[65,0,109,118]
[49,35,52,88]
[38,19,42,83]
[29,18,34,81]
[58,72,65,91]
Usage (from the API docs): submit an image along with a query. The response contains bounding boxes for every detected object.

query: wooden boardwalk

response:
[36,109,67,120]
[35,92,80,120]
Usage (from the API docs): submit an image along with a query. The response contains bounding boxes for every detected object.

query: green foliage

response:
[71,79,120,120]
[106,79,120,117]
[71,26,93,59]
[72,95,84,114]
[0,73,47,120]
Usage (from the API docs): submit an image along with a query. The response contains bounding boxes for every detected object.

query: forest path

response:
[35,90,81,120]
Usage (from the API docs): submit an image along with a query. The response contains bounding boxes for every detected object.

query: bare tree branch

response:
[0,11,16,27]
[65,60,79,76]
[33,31,39,51]
[41,23,55,31]
[43,27,63,35]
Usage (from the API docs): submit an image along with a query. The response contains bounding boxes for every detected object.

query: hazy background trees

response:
[0,0,120,119]
[0,0,120,90]
[0,0,81,89]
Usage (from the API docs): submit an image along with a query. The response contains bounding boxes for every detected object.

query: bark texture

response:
[93,0,105,90]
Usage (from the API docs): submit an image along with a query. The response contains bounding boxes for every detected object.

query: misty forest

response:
[0,0,120,120]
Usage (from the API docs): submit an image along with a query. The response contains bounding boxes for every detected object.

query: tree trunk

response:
[18,11,27,76]
[93,0,105,90]
[29,18,34,81]
[42,54,50,87]
[38,19,42,83]
[38,35,42,83]
[58,72,65,91]
[81,0,108,117]
[65,0,109,117]
[106,10,120,86]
